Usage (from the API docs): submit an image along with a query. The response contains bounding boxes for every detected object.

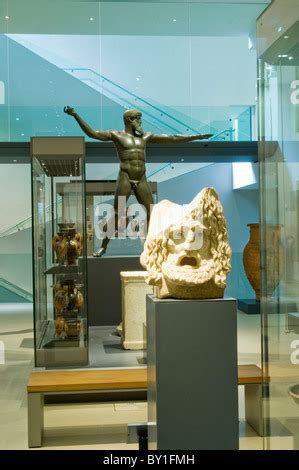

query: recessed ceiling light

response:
[21,133,24,136]
[13,159,17,162]
[289,56,294,60]
[173,19,177,22]
[136,77,140,81]
[5,16,9,20]
[90,17,94,21]
[181,158,184,162]
[15,117,19,121]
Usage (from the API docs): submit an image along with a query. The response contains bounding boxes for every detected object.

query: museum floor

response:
[0,302,289,450]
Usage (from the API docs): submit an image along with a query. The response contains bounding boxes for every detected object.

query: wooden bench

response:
[237,364,264,437]
[27,368,147,447]
[27,364,264,447]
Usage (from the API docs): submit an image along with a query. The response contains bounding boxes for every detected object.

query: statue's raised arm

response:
[64,106,113,141]
[147,132,213,144]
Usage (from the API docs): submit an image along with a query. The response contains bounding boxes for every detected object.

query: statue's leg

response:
[134,175,154,235]
[94,171,131,257]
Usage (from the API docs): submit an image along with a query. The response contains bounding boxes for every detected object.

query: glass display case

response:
[258,0,299,449]
[31,136,88,367]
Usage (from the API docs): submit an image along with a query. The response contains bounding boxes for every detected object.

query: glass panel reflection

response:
[258,3,299,450]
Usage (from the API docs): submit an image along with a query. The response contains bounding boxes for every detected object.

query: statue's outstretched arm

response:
[64,106,112,141]
[148,133,213,144]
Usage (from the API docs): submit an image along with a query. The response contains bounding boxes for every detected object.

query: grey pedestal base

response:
[238,299,260,314]
[146,295,238,450]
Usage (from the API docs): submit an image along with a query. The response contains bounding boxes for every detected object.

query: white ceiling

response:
[0,1,270,36]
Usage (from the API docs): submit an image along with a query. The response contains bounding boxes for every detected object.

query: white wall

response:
[0,164,32,292]
[0,230,32,293]
[0,164,31,230]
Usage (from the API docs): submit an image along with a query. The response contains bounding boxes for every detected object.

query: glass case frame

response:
[31,136,88,367]
[257,0,299,450]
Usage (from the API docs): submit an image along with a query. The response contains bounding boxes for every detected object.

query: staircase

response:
[0,278,32,303]
[4,34,252,141]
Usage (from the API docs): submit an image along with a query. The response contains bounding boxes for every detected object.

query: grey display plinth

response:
[146,295,238,450]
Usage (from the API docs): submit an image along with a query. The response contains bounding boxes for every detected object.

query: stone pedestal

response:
[120,271,153,350]
[147,294,238,450]
[238,298,260,314]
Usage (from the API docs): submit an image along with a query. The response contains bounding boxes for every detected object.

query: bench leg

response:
[28,393,44,447]
[244,384,263,437]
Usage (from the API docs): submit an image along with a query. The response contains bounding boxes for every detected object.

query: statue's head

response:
[140,187,232,299]
[123,109,144,137]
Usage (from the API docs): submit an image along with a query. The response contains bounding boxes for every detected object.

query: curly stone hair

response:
[140,187,232,288]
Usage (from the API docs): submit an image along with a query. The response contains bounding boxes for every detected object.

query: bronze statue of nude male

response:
[64,106,213,257]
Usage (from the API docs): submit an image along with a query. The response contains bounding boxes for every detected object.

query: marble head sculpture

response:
[140,187,232,299]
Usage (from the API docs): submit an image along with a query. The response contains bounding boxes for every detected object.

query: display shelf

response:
[35,319,88,367]
[44,264,82,275]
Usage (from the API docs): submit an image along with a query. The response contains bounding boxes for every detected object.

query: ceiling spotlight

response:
[89,17,94,21]
[136,76,140,81]
[15,117,19,121]
[5,15,9,20]
[173,19,177,22]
